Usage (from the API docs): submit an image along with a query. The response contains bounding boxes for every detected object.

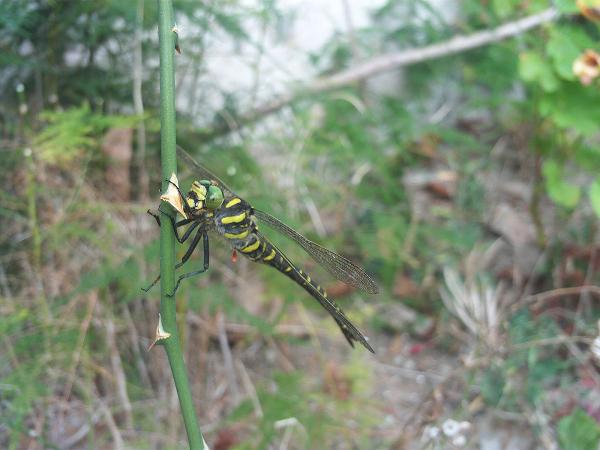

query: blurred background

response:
[2,0,600,449]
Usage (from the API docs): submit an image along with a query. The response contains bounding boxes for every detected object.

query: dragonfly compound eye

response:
[206,185,224,209]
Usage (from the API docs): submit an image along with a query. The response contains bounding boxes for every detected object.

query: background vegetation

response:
[2,0,600,448]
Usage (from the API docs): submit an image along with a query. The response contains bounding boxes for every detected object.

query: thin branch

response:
[510,335,593,350]
[157,1,208,448]
[63,291,98,401]
[122,304,153,389]
[133,0,148,200]
[312,7,558,91]
[521,285,600,311]
[217,310,241,405]
[98,396,125,450]
[105,304,134,430]
[198,7,559,141]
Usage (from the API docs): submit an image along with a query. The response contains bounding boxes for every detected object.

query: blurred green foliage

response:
[558,408,600,450]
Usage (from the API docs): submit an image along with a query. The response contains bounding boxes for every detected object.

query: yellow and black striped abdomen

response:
[255,236,374,353]
[215,197,279,261]
[214,196,255,246]
[214,198,374,352]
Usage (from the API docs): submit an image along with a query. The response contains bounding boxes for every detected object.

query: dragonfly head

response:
[186,180,224,211]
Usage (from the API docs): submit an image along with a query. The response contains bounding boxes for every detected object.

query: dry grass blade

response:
[440,245,508,349]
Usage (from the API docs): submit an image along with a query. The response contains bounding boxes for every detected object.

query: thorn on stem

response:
[148,314,171,350]
[172,24,181,54]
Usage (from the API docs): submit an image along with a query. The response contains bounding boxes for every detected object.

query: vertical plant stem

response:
[25,151,50,325]
[133,0,149,200]
[156,1,207,448]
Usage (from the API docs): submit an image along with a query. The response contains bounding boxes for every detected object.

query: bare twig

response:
[510,335,593,350]
[61,408,104,449]
[521,285,600,311]
[187,312,311,338]
[576,247,598,328]
[236,359,263,418]
[0,262,13,298]
[198,8,559,140]
[98,396,125,450]
[312,8,558,92]
[341,0,360,64]
[564,337,600,386]
[104,302,134,430]
[122,304,153,389]
[64,291,98,400]
[217,310,241,405]
[133,0,148,200]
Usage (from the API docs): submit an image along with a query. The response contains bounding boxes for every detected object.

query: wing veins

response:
[254,209,378,294]
[177,146,378,295]
[176,146,236,197]
[256,231,374,352]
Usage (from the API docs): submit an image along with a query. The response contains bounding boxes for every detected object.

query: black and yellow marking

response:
[212,193,373,352]
[221,211,246,224]
[161,148,377,353]
[218,197,254,245]
[242,239,261,253]
[253,234,374,353]
[225,198,241,208]
[223,229,250,239]
[263,249,276,261]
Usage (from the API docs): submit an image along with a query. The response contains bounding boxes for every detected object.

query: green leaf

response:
[492,0,518,18]
[555,0,581,13]
[493,0,546,16]
[547,26,595,80]
[589,178,600,218]
[542,160,581,208]
[34,104,136,163]
[539,82,600,136]
[213,11,248,40]
[480,366,505,406]
[519,52,560,92]
[574,144,600,168]
[542,159,561,180]
[558,409,600,450]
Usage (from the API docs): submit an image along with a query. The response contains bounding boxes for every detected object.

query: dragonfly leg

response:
[176,219,201,244]
[141,273,161,293]
[147,208,195,243]
[142,219,201,292]
[175,223,203,269]
[168,232,209,297]
[147,209,161,227]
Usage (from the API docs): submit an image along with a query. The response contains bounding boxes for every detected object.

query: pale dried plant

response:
[592,320,600,363]
[440,241,508,349]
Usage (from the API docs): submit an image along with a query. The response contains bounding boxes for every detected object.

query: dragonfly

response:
[146,146,378,353]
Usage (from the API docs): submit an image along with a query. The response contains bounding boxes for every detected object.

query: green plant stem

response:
[157,1,207,448]
[25,152,50,328]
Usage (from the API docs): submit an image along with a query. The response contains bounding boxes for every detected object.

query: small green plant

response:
[558,408,600,450]
[517,6,600,218]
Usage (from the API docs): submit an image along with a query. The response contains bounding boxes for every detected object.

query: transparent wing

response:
[254,209,379,294]
[178,145,378,294]
[256,231,374,352]
[176,146,236,197]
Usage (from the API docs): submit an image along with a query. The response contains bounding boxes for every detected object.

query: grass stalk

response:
[156,1,208,448]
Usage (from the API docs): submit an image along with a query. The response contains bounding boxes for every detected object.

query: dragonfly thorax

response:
[186,180,224,212]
